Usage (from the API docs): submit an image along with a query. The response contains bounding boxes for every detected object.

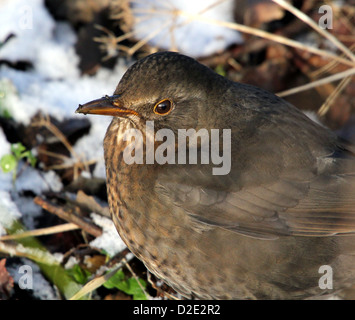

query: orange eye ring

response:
[153,99,173,116]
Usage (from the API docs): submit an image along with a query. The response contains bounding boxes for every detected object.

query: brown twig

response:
[34,196,102,238]
[76,190,111,218]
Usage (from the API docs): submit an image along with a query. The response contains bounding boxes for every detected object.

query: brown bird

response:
[76,51,355,299]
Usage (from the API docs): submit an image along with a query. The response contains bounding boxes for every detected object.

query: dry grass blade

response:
[69,262,124,300]
[317,76,353,117]
[32,116,94,180]
[272,0,355,62]
[70,256,150,300]
[109,1,354,67]
[175,10,354,67]
[122,257,150,299]
[198,0,227,15]
[37,149,69,161]
[310,43,355,79]
[45,159,97,171]
[32,116,80,161]
[276,67,355,97]
[127,19,173,55]
[0,223,79,241]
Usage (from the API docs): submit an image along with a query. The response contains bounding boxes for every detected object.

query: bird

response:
[76,51,355,299]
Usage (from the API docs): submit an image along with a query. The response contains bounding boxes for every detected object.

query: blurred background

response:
[0,0,354,300]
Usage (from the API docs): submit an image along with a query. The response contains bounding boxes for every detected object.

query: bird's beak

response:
[75,95,139,117]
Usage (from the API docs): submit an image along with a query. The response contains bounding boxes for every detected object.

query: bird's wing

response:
[156,158,355,239]
[156,172,306,239]
[155,102,355,239]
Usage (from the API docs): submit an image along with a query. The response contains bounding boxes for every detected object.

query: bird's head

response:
[75,51,231,134]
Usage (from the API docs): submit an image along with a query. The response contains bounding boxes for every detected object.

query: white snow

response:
[0,0,55,63]
[12,194,43,230]
[131,0,243,57]
[0,190,22,236]
[14,166,63,194]
[89,213,127,257]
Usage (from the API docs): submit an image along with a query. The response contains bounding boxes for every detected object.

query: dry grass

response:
[102,0,354,118]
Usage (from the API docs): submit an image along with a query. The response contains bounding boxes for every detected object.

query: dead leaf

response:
[244,1,285,27]
[0,259,14,299]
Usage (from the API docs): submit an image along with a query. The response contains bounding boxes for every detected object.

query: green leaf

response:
[20,150,37,167]
[8,143,37,168]
[0,154,17,173]
[0,108,12,119]
[28,153,37,167]
[133,290,148,300]
[103,269,125,289]
[0,79,16,119]
[103,269,148,300]
[68,264,91,285]
[125,278,148,300]
[11,143,26,159]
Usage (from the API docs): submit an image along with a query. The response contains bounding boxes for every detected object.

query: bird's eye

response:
[153,99,173,115]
